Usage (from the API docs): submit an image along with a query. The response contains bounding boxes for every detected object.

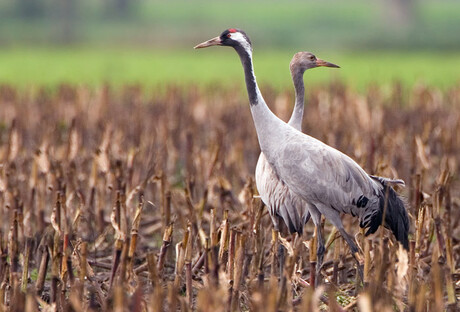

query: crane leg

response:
[277,216,288,280]
[315,224,325,287]
[308,206,324,287]
[317,205,364,283]
[336,227,364,282]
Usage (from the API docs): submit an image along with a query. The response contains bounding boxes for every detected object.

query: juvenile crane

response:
[195,29,410,280]
[256,52,339,236]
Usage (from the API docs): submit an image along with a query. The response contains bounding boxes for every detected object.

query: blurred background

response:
[1,0,460,89]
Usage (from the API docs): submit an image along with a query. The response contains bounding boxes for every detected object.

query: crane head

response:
[290,52,340,73]
[194,28,252,52]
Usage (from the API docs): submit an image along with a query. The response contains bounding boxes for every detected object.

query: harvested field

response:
[0,83,459,311]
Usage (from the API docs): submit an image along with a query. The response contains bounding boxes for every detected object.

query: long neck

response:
[234,45,286,156]
[287,68,305,131]
[235,45,259,106]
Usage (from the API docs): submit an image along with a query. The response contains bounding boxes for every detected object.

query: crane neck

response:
[233,44,287,157]
[287,68,305,131]
[234,45,259,106]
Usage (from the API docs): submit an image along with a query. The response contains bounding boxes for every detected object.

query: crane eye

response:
[309,55,315,61]
[227,33,231,38]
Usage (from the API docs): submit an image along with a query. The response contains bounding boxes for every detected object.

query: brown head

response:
[290,52,339,74]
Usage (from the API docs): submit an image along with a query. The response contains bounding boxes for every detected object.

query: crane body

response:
[256,52,338,234]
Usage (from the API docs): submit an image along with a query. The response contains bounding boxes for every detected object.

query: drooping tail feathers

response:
[370,175,405,187]
[277,206,311,235]
[368,176,410,250]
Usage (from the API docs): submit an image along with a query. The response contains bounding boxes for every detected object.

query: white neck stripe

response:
[229,32,252,55]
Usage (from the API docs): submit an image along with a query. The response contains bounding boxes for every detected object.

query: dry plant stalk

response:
[63,233,75,286]
[226,228,237,295]
[110,192,126,288]
[203,237,210,278]
[310,226,318,287]
[185,180,197,225]
[158,223,174,276]
[146,252,159,287]
[163,180,171,229]
[113,284,124,312]
[79,241,88,299]
[50,231,61,304]
[21,238,31,293]
[185,223,194,309]
[408,239,416,306]
[230,233,246,312]
[209,207,217,248]
[277,236,297,311]
[128,197,144,277]
[271,229,279,277]
[252,200,265,234]
[432,191,446,259]
[36,229,53,295]
[413,173,422,218]
[9,210,19,280]
[174,224,190,289]
[363,238,371,284]
[192,250,206,275]
[431,248,443,312]
[415,203,426,253]
[119,238,130,285]
[218,209,229,264]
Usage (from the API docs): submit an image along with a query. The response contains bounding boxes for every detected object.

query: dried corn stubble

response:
[0,83,458,311]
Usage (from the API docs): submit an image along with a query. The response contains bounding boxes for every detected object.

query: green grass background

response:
[1,47,459,90]
[1,0,460,89]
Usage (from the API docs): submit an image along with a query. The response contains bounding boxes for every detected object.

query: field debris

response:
[0,83,459,311]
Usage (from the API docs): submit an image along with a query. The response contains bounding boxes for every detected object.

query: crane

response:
[195,28,410,281]
[255,52,339,277]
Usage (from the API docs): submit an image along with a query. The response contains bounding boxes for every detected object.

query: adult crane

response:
[195,28,409,280]
[255,52,339,277]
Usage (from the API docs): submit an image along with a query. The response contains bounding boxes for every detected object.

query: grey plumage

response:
[277,134,409,249]
[256,154,310,233]
[195,28,410,283]
[255,52,339,235]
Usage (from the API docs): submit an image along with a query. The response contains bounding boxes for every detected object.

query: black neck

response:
[234,45,258,106]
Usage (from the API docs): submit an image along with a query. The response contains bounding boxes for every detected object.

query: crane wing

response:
[276,134,380,217]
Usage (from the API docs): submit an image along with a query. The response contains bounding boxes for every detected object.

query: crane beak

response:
[194,36,222,49]
[316,59,340,68]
